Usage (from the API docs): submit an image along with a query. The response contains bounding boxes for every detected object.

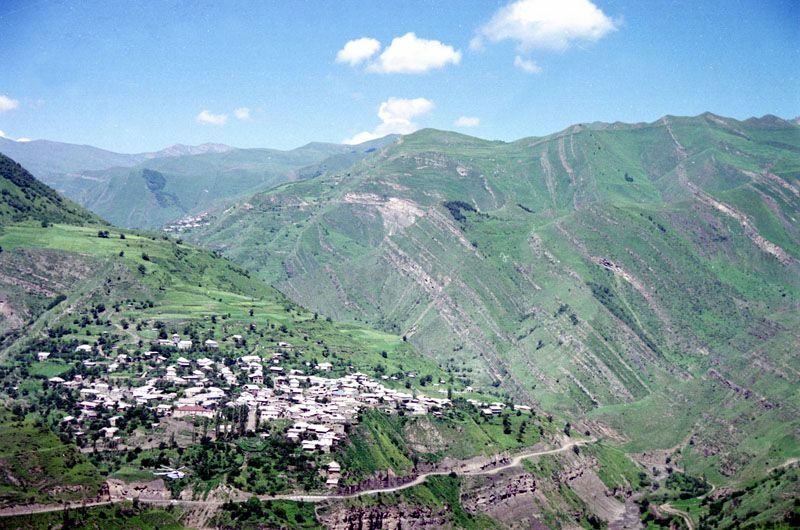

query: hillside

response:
[191,113,800,486]
[0,158,653,529]
[0,153,102,226]
[1,136,397,230]
[0,131,796,527]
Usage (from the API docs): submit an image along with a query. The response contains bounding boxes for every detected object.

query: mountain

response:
[75,140,395,229]
[191,113,800,485]
[0,156,665,530]
[0,137,144,178]
[143,142,234,159]
[0,153,102,226]
[0,138,235,179]
[0,135,398,230]
[0,143,797,527]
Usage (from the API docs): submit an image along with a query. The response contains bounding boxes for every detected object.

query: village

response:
[40,333,465,487]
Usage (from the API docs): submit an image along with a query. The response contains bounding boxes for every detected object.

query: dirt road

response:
[0,438,595,517]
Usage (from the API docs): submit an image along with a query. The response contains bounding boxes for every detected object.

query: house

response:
[204,340,219,349]
[100,427,118,438]
[37,352,50,362]
[75,344,92,353]
[177,340,193,350]
[173,405,214,419]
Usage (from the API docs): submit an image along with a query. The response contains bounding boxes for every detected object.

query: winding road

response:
[272,437,594,502]
[0,438,595,517]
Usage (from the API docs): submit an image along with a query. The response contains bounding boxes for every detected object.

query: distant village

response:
[162,212,212,233]
[40,333,472,487]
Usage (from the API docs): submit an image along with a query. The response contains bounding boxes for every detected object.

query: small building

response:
[173,405,214,419]
[37,352,51,362]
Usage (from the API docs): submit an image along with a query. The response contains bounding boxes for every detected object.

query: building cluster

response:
[162,212,211,232]
[44,337,451,459]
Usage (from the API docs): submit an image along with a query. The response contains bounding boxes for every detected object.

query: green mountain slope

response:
[191,113,800,483]
[0,153,102,226]
[60,138,395,229]
[0,158,610,529]
[0,158,468,511]
[0,150,796,528]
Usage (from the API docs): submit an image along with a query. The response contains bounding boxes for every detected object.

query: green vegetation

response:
[0,153,101,226]
[214,497,321,529]
[585,442,645,491]
[330,475,499,529]
[192,114,799,494]
[0,115,798,528]
[40,138,394,229]
[338,403,558,483]
[0,502,186,530]
[0,410,102,507]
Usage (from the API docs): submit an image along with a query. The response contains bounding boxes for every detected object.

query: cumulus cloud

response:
[369,33,461,73]
[337,33,461,74]
[336,37,381,66]
[474,0,618,51]
[514,55,542,73]
[16,137,31,142]
[234,107,251,121]
[0,130,5,138]
[454,116,480,127]
[344,97,434,145]
[0,95,20,113]
[196,110,228,126]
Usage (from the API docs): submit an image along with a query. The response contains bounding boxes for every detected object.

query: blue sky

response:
[0,0,797,152]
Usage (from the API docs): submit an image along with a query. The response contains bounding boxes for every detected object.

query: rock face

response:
[107,478,170,500]
[319,503,450,530]
[461,469,543,529]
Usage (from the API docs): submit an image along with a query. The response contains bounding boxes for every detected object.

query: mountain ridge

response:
[188,112,799,486]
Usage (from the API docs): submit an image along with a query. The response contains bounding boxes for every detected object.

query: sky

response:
[0,0,798,152]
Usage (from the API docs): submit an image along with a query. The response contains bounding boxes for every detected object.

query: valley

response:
[0,114,798,529]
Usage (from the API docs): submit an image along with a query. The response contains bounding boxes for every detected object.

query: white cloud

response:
[475,0,618,51]
[367,33,461,74]
[514,55,542,73]
[0,130,32,142]
[234,107,251,121]
[0,95,20,113]
[344,97,434,144]
[196,110,228,126]
[336,37,381,66]
[454,116,480,127]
